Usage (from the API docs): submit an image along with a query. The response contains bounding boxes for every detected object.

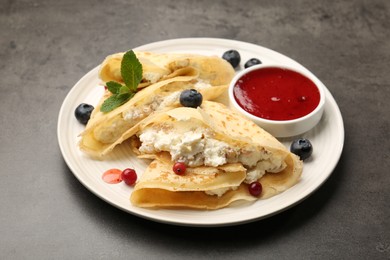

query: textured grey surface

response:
[1,0,389,259]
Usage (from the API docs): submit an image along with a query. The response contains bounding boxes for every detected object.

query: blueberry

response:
[290,138,313,160]
[179,89,203,108]
[244,58,262,68]
[75,103,94,125]
[222,50,241,69]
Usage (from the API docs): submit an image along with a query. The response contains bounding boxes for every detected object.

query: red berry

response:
[248,181,262,197]
[173,162,186,175]
[121,168,137,186]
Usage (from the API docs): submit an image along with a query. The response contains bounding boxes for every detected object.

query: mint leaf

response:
[106,81,123,94]
[100,50,143,113]
[119,85,130,95]
[121,50,143,92]
[100,93,132,113]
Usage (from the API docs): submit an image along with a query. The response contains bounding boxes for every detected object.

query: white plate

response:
[57,38,344,227]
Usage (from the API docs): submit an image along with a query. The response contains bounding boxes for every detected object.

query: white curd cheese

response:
[194,80,212,90]
[143,72,162,84]
[203,139,230,167]
[139,127,228,167]
[205,187,238,197]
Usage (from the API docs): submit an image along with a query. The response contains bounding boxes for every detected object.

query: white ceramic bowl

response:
[228,64,326,138]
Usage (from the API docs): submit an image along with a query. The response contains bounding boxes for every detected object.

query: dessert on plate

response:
[77,50,303,210]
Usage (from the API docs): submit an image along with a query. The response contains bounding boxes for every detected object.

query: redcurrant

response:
[121,168,137,186]
[248,181,262,197]
[173,162,186,175]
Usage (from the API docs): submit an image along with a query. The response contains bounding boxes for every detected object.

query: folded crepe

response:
[129,101,303,209]
[99,51,235,89]
[79,52,235,158]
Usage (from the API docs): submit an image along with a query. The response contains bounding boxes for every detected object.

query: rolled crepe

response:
[79,52,235,158]
[130,101,303,209]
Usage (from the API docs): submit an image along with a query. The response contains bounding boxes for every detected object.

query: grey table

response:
[1,0,389,259]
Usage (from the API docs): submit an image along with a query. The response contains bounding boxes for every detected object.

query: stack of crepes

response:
[79,51,303,210]
[79,51,235,157]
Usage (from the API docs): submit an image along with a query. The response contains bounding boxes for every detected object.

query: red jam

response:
[233,67,321,121]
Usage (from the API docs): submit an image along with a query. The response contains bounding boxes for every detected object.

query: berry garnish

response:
[244,58,262,68]
[248,181,262,197]
[179,89,203,108]
[290,138,313,160]
[173,162,186,175]
[75,103,94,125]
[222,50,241,68]
[121,168,137,186]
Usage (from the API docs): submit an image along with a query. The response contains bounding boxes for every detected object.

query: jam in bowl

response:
[228,64,326,137]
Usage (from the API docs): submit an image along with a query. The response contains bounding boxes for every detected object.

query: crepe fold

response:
[130,153,250,209]
[79,52,235,158]
[129,101,303,209]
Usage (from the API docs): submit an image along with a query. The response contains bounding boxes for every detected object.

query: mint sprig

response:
[100,50,143,113]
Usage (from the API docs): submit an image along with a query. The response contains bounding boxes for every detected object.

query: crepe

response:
[130,101,303,209]
[99,51,235,88]
[79,52,235,158]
